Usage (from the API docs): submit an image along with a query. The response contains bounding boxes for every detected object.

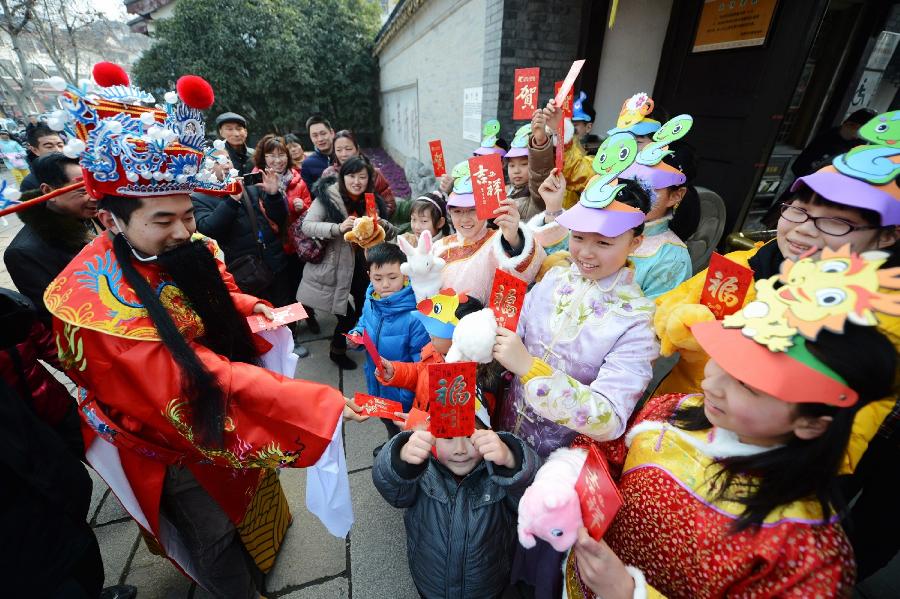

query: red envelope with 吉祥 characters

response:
[365,192,377,219]
[354,393,404,421]
[403,407,430,431]
[468,154,508,220]
[428,140,447,177]
[575,444,623,541]
[513,67,540,120]
[489,268,527,331]
[427,362,477,438]
[361,329,381,365]
[247,302,308,333]
[700,252,755,320]
[554,81,574,119]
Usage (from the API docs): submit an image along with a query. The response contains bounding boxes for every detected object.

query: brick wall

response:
[483,0,585,144]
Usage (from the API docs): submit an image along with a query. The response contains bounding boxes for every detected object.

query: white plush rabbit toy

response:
[397,230,446,302]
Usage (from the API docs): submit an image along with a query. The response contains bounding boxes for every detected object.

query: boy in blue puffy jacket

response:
[349,243,430,437]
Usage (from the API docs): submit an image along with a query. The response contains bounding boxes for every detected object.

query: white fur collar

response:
[625,420,779,459]
[527,211,559,233]
[493,222,536,271]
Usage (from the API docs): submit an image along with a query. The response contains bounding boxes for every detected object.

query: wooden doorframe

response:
[576,0,612,103]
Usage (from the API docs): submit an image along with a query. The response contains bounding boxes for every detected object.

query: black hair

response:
[99,195,143,225]
[32,152,80,188]
[98,195,144,225]
[790,183,884,227]
[673,324,896,531]
[284,133,303,147]
[111,234,228,447]
[411,193,450,236]
[494,137,510,152]
[455,295,484,321]
[845,109,876,126]
[366,242,406,268]
[305,114,333,133]
[614,179,652,235]
[27,123,60,148]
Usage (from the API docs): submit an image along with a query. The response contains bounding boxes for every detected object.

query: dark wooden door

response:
[653,0,829,237]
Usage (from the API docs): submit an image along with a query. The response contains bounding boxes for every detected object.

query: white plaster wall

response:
[592,0,673,132]
[377,0,486,168]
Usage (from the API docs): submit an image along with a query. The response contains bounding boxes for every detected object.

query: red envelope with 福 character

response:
[489,268,527,332]
[428,140,447,177]
[513,67,540,120]
[575,444,623,541]
[427,362,476,438]
[554,81,574,119]
[468,154,508,220]
[365,193,377,219]
[403,407,430,431]
[354,393,404,421]
[700,252,754,319]
[247,302,308,332]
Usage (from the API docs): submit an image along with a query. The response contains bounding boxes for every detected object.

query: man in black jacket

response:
[4,153,98,324]
[214,112,254,176]
[19,123,66,191]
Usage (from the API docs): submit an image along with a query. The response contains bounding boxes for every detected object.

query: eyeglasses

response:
[264,153,287,161]
[779,204,880,236]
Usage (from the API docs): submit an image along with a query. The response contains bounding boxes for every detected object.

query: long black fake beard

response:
[112,234,256,447]
[156,239,260,365]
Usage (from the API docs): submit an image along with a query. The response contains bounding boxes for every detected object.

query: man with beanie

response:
[215,112,254,176]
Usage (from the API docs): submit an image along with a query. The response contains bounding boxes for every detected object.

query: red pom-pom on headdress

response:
[93,62,130,87]
[176,75,215,110]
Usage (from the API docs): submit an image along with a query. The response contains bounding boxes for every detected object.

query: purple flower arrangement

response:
[364,147,411,199]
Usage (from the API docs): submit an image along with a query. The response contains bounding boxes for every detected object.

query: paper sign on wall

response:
[489,268,527,332]
[574,444,623,541]
[468,153,507,220]
[427,362,476,438]
[428,140,447,177]
[513,67,541,120]
[247,302,308,333]
[700,252,754,319]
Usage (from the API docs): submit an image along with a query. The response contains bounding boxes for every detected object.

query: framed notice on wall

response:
[463,87,483,142]
[692,0,778,53]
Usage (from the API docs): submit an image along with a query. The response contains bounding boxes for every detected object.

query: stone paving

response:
[1,170,898,597]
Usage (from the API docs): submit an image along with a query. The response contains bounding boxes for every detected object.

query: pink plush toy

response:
[517,447,587,552]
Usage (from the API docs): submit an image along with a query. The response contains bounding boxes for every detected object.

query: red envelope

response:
[365,192,377,219]
[554,81,574,119]
[575,444,623,541]
[343,332,363,345]
[700,252,755,319]
[403,407,430,432]
[354,393,404,421]
[468,154,507,220]
[428,140,447,177]
[489,268,527,331]
[427,362,476,438]
[513,67,540,120]
[246,302,308,333]
[361,329,381,365]
[553,59,585,114]
[555,136,564,172]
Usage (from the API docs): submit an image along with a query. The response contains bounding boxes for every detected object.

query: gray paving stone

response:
[278,576,348,599]
[124,533,193,598]
[294,339,340,386]
[344,414,389,473]
[348,469,418,599]
[88,466,110,521]
[93,485,129,525]
[265,469,347,593]
[93,520,138,586]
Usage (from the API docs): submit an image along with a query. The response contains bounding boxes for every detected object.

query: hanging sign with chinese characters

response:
[468,153,508,220]
[489,268,527,331]
[700,252,754,319]
[513,67,540,120]
[574,444,623,541]
[427,362,477,438]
